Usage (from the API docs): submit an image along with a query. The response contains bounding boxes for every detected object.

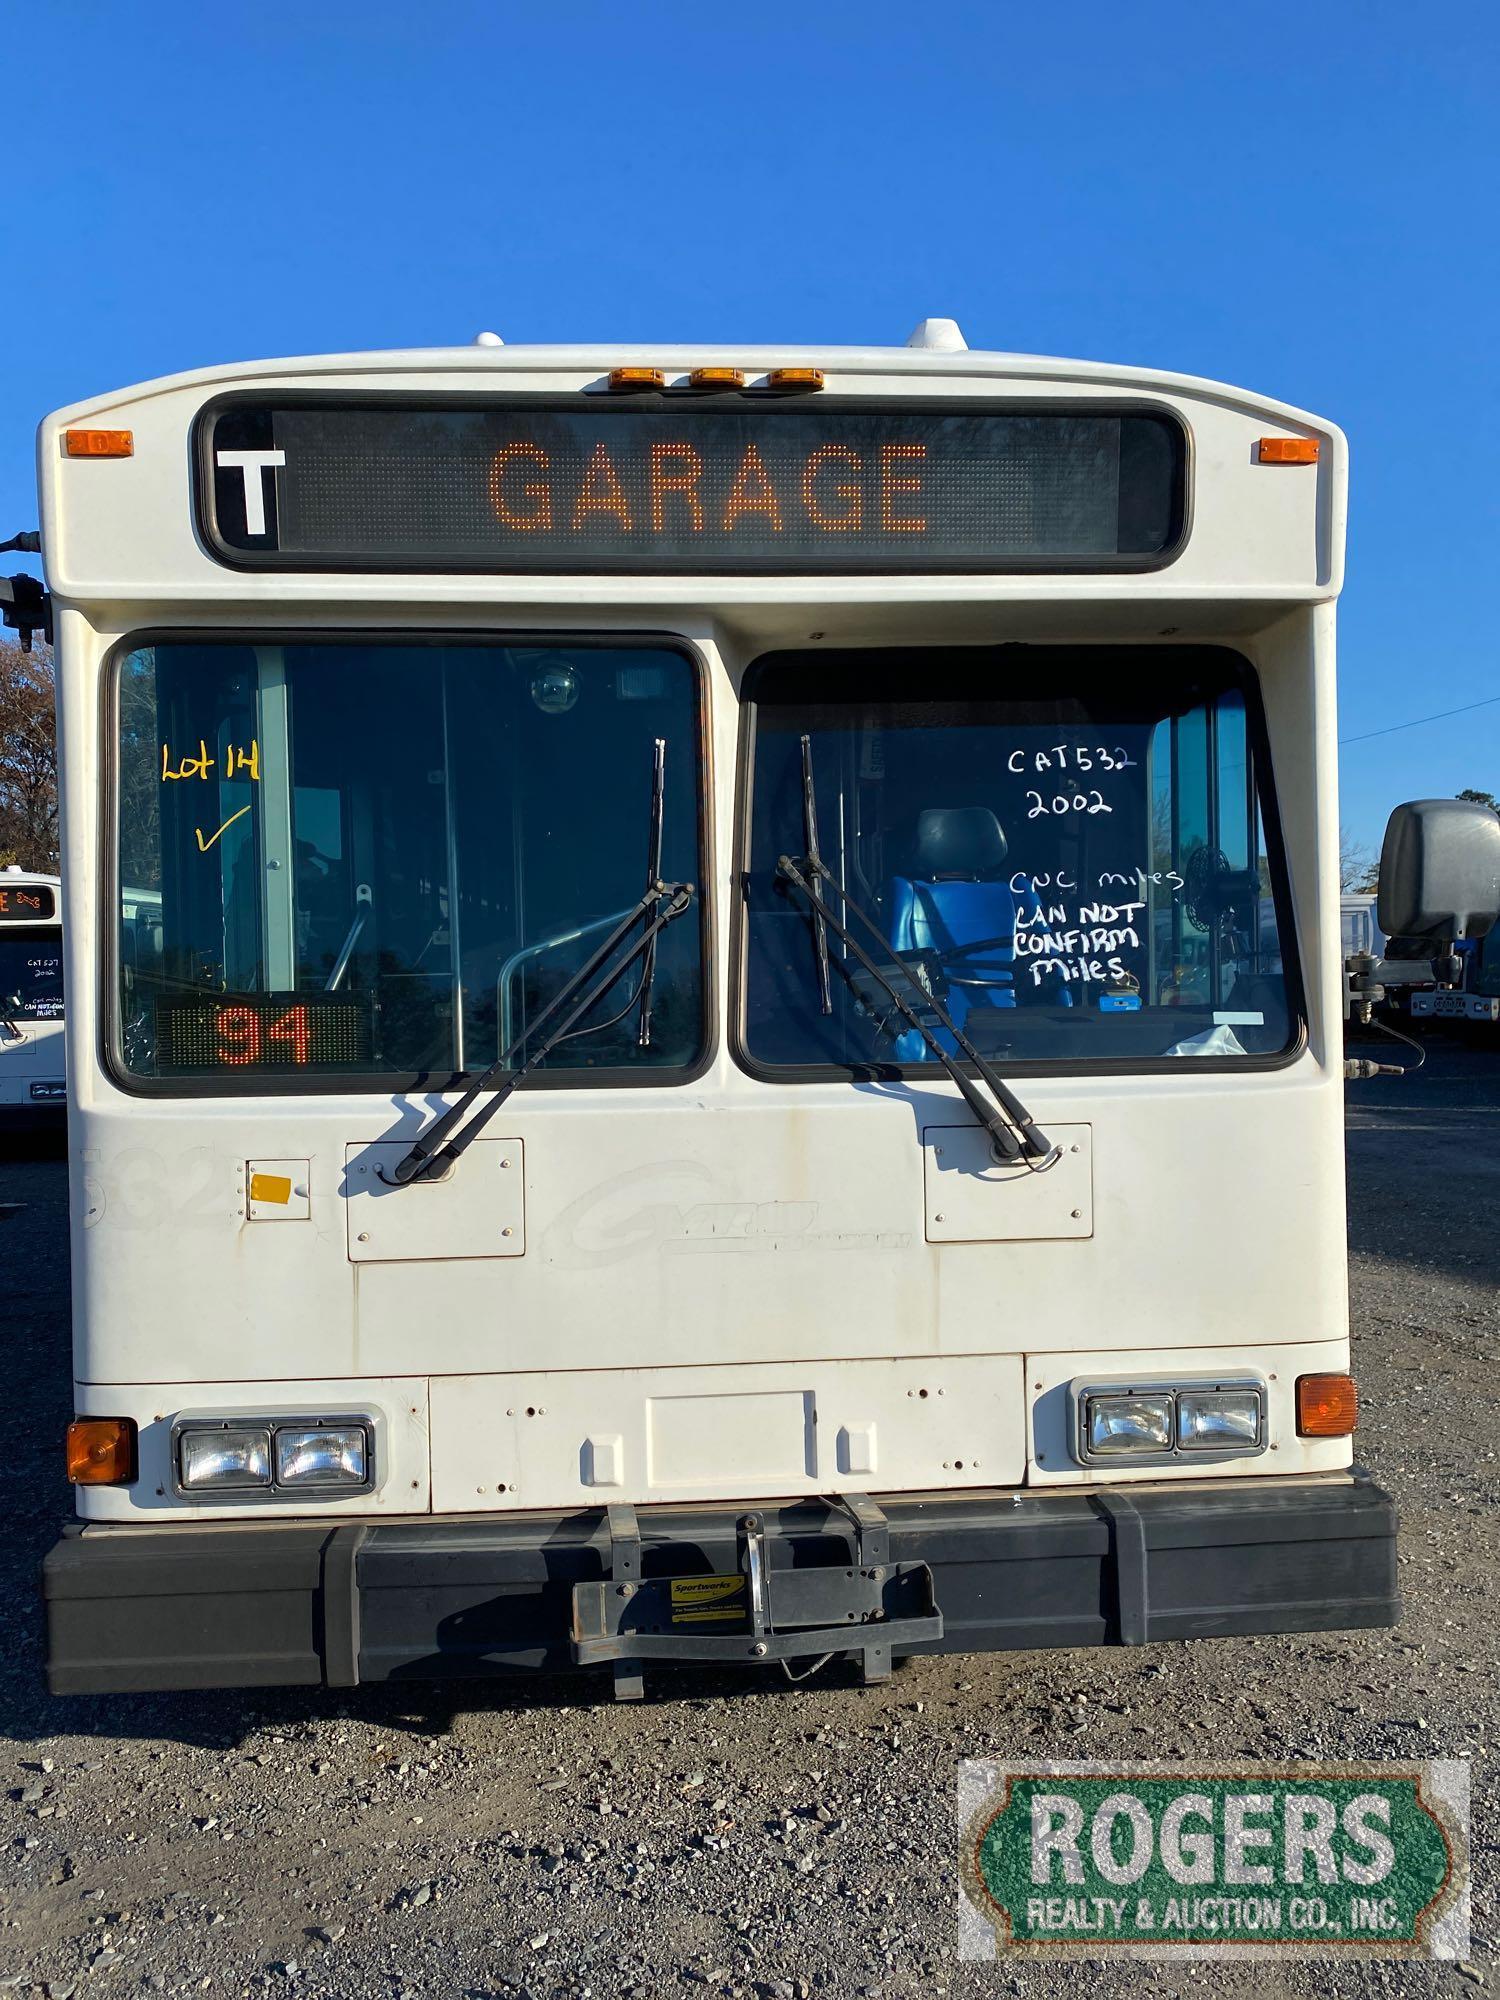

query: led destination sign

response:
[0,882,56,922]
[203,400,1186,575]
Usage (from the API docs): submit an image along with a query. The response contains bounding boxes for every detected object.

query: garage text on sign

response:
[202,401,1186,574]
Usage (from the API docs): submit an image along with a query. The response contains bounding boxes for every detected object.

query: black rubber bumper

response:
[43,1474,1399,1696]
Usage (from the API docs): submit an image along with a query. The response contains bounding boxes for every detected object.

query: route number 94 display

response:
[155,995,370,1072]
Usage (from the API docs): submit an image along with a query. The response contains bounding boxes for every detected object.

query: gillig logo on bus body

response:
[487,439,929,538]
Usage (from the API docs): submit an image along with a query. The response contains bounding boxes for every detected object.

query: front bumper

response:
[43,1473,1399,1697]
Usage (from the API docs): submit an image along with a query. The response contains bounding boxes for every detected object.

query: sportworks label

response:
[959,1762,1469,1961]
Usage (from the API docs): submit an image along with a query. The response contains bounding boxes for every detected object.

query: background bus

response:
[0,867,65,1126]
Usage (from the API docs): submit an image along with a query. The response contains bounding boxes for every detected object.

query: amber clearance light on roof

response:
[606,367,666,392]
[1257,436,1320,465]
[687,366,746,389]
[64,429,134,458]
[766,367,825,391]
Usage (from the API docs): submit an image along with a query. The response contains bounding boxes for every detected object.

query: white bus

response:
[0,866,65,1124]
[35,324,1500,1697]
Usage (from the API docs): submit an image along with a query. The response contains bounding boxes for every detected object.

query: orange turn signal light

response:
[607,367,666,392]
[66,1417,138,1485]
[766,367,824,391]
[1296,1373,1358,1438]
[688,366,746,389]
[63,428,134,459]
[1257,436,1319,465]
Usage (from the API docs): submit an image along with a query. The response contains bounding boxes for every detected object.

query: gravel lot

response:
[0,1045,1494,1998]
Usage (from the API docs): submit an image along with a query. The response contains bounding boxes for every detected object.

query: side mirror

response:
[1376,798,1500,944]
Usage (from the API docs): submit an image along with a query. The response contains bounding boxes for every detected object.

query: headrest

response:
[913,807,1008,878]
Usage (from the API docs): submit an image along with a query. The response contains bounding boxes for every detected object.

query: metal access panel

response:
[923,1123,1092,1243]
[344,1140,525,1262]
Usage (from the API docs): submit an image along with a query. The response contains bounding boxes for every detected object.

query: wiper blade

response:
[637,737,667,1048]
[798,734,834,1017]
[390,744,694,1187]
[777,740,1056,1168]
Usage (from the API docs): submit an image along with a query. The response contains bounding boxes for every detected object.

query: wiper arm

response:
[391,880,693,1184]
[390,743,694,1187]
[778,738,1056,1169]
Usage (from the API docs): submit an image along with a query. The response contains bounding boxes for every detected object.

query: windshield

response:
[115,638,706,1086]
[0,930,64,1022]
[741,647,1296,1069]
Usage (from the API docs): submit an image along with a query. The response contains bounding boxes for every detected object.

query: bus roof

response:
[42,335,1340,440]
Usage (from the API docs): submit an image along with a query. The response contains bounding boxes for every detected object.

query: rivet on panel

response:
[357,1232,370,1243]
[1071,1209,1082,1220]
[934,1213,945,1223]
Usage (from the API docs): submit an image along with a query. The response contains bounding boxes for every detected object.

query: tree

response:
[1457,788,1498,812]
[1339,828,1379,893]
[0,639,58,870]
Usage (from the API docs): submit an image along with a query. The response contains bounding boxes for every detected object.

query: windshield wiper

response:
[390,742,694,1187]
[777,736,1057,1170]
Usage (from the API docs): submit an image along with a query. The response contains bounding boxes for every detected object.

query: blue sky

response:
[4,0,1494,849]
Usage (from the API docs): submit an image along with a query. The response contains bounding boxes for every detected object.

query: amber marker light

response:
[1296,1372,1358,1437]
[766,367,825,391]
[607,367,666,392]
[66,1417,138,1485]
[687,367,746,389]
[1256,436,1319,465]
[63,429,134,458]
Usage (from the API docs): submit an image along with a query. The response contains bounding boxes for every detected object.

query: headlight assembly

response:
[1072,1379,1266,1468]
[174,1416,374,1498]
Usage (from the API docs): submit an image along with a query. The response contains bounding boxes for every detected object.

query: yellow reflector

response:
[766,367,824,391]
[1296,1372,1358,1437]
[67,1417,137,1485]
[248,1172,293,1205]
[607,367,665,391]
[64,428,134,458]
[688,366,746,389]
[1257,436,1319,465]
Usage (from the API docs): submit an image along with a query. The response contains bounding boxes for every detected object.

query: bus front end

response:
[0,870,66,1129]
[38,334,1398,1695]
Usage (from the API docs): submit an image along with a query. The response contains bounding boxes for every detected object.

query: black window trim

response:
[192,389,1194,578]
[101,627,717,1100]
[727,642,1308,1086]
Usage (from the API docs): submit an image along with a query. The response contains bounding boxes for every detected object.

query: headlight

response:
[174,1416,375,1497]
[274,1424,369,1488]
[1177,1389,1262,1451]
[1084,1394,1172,1456]
[179,1424,272,1491]
[1072,1378,1267,1466]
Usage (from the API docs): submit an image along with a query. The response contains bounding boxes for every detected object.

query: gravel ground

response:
[0,1045,1495,1999]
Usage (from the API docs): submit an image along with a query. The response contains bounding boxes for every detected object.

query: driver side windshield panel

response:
[115,638,706,1087]
[741,647,1296,1069]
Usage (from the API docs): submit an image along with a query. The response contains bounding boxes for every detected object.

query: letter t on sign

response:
[216,449,287,537]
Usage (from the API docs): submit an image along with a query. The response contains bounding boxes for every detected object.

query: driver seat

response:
[888,808,1024,1038]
